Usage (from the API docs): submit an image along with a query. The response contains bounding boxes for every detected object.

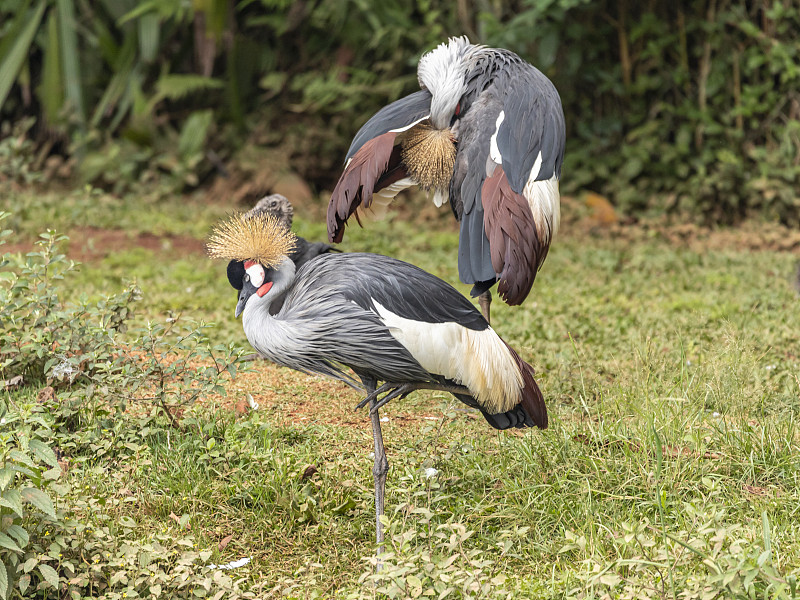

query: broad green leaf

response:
[178,110,213,159]
[0,489,23,517]
[155,74,223,102]
[0,560,7,600]
[23,557,38,573]
[6,525,29,548]
[20,487,55,518]
[38,563,59,588]
[0,1,46,111]
[57,0,85,125]
[0,532,21,553]
[40,12,64,125]
[138,11,160,63]
[17,573,29,596]
[8,450,35,468]
[0,468,13,491]
[29,439,58,468]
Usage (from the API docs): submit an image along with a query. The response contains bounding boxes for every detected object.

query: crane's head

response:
[226,257,295,318]
[247,194,293,229]
[207,212,297,318]
[417,36,475,129]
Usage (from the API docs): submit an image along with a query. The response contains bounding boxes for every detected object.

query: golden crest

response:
[207,212,296,267]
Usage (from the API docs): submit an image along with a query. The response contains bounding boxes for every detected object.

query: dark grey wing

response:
[345,90,432,161]
[340,254,488,331]
[328,91,432,243]
[272,255,439,386]
[495,63,565,191]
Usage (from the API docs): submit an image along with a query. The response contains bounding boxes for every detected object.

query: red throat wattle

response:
[256,282,273,297]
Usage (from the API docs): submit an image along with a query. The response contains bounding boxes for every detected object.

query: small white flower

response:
[423,467,439,479]
[712,412,721,418]
[765,364,776,371]
[380,416,389,423]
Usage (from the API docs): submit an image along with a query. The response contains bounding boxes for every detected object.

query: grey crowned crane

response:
[208,213,547,552]
[228,194,339,315]
[327,36,565,323]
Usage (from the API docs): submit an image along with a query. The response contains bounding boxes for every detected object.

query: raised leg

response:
[369,395,389,566]
[478,290,492,324]
[367,382,471,415]
[354,382,396,411]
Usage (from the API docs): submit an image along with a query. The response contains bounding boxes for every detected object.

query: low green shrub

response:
[0,215,252,598]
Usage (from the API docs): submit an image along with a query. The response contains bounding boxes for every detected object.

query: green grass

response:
[3,186,800,598]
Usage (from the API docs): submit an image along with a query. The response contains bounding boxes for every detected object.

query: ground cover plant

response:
[1,186,799,598]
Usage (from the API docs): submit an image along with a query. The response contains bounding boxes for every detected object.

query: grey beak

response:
[235,287,254,318]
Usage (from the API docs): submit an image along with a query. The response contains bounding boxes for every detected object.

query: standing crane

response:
[327,36,565,323]
[208,213,547,552]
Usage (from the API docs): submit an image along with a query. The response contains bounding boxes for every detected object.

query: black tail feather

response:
[500,340,548,429]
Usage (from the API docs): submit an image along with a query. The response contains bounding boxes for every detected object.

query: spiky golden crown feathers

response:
[207,212,296,267]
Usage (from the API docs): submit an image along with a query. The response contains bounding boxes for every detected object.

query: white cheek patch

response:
[245,264,265,288]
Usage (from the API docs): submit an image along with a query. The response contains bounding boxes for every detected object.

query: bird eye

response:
[244,274,250,283]
[270,200,278,208]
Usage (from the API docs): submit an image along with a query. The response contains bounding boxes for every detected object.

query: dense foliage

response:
[0,0,798,222]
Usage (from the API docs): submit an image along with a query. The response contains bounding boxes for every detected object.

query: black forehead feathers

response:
[227,260,245,290]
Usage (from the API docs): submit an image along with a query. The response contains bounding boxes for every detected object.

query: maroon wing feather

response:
[503,340,547,429]
[327,132,404,244]
[481,166,547,305]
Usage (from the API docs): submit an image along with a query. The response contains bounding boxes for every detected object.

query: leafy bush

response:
[0,399,62,599]
[0,212,243,423]
[0,213,138,384]
[0,215,255,597]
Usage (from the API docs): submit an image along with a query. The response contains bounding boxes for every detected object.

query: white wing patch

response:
[529,150,543,182]
[389,115,430,134]
[489,111,505,164]
[523,174,561,245]
[432,188,449,208]
[355,177,416,222]
[371,300,522,413]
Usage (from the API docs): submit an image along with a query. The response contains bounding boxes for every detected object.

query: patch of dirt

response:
[222,362,447,431]
[561,193,800,254]
[3,227,206,263]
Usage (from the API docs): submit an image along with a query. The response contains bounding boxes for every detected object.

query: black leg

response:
[478,290,492,324]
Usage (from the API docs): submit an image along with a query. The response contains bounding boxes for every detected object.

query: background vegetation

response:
[1,0,799,222]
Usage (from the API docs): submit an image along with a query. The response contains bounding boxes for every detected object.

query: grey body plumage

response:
[244,253,481,391]
[328,37,566,319]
